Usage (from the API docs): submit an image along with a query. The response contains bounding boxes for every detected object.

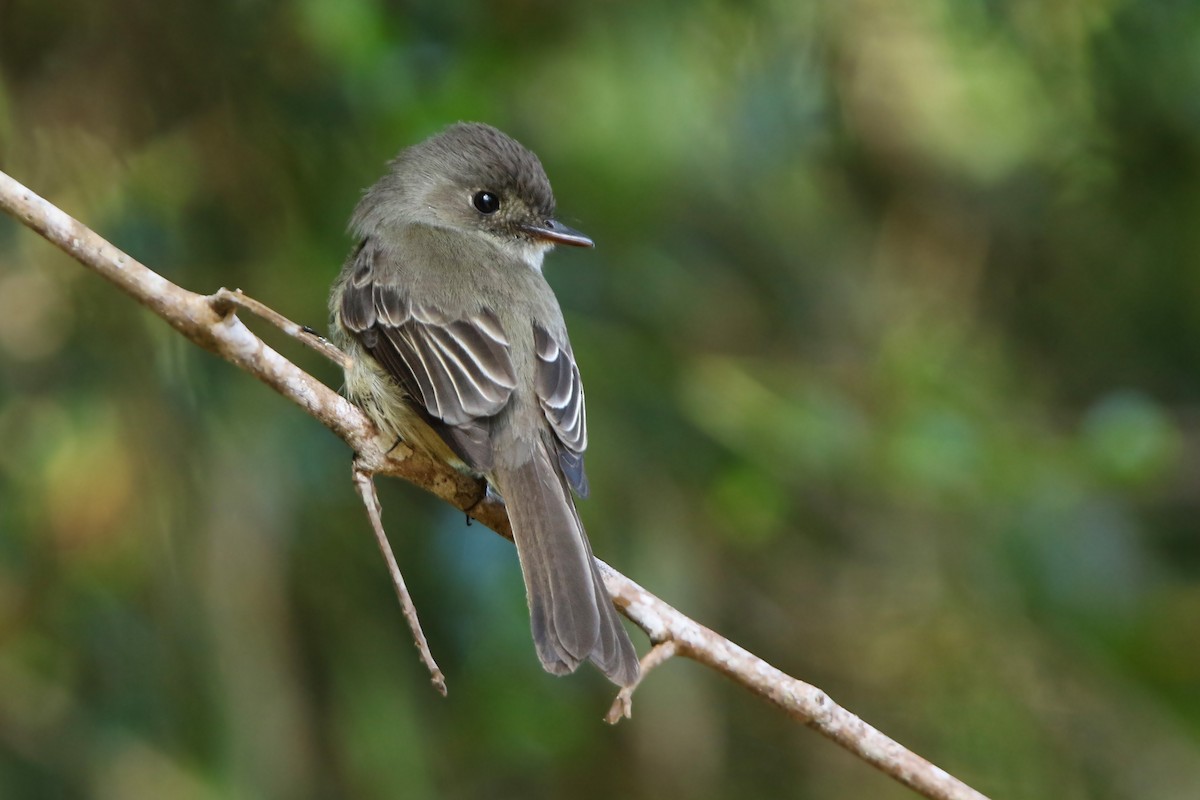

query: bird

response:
[329,122,639,686]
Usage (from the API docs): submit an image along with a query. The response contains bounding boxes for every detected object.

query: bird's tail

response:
[493,442,639,686]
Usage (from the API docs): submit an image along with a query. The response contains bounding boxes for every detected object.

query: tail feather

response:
[495,443,639,686]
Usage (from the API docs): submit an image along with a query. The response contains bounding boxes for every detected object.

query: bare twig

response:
[352,460,446,695]
[210,287,352,370]
[597,562,988,799]
[604,639,678,723]
[0,169,992,800]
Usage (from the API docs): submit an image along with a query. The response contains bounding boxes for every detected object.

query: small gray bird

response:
[330,122,639,686]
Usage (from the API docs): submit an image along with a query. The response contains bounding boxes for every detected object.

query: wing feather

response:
[339,238,517,471]
[532,324,589,497]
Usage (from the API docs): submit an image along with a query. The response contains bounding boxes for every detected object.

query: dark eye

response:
[472,191,500,214]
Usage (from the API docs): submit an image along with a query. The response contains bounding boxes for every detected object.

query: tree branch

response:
[0,169,992,800]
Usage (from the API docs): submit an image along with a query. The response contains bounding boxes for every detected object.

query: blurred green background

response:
[2,1,1199,798]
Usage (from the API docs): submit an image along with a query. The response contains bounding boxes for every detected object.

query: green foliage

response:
[3,1,1200,798]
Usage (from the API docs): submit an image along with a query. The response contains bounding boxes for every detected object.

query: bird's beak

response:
[523,218,594,248]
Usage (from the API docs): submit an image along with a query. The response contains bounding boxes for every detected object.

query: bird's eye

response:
[472,191,501,215]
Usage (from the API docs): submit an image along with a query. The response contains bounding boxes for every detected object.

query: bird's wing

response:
[532,323,589,498]
[339,238,517,471]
